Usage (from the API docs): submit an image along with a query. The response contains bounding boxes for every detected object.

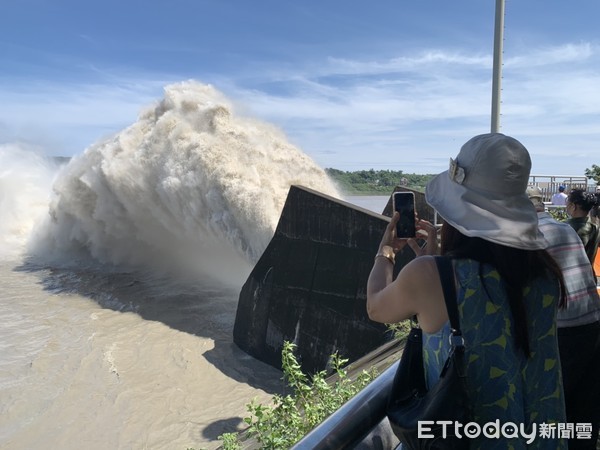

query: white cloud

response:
[506,42,595,68]
[1,42,598,175]
[323,51,490,75]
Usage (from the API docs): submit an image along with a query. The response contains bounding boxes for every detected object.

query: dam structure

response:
[233,185,433,374]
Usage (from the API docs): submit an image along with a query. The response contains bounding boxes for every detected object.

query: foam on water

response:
[22,81,339,285]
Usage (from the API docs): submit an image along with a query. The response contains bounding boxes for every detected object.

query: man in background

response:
[552,185,568,205]
[528,186,600,449]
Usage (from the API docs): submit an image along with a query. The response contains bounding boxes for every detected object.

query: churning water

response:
[0,81,342,449]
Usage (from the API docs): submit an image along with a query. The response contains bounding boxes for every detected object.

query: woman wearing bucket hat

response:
[368,133,567,448]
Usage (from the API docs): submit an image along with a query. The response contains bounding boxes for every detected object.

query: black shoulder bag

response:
[386,256,472,449]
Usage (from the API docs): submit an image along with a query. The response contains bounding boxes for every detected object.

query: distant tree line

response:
[325,168,434,195]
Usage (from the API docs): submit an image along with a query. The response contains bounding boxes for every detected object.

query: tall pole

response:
[491,0,505,133]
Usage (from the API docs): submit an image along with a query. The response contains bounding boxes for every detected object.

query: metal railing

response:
[528,175,590,204]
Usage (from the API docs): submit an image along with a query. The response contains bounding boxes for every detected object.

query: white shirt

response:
[551,192,567,205]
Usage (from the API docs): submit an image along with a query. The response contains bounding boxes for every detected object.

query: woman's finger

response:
[406,238,422,256]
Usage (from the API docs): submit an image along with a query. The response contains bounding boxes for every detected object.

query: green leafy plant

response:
[387,319,412,342]
[585,164,600,185]
[217,432,241,450]
[242,341,377,449]
[548,208,569,222]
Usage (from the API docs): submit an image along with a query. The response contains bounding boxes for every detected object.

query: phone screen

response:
[393,192,416,238]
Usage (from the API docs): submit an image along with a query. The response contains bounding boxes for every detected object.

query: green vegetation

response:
[585,164,600,186]
[187,323,411,450]
[387,320,412,341]
[216,433,241,449]
[242,341,377,449]
[326,168,434,195]
[188,342,377,450]
[548,208,569,222]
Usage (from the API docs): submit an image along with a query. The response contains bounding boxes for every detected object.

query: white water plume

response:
[0,144,59,260]
[28,81,340,285]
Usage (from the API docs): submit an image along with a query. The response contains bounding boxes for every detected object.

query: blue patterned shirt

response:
[423,259,566,449]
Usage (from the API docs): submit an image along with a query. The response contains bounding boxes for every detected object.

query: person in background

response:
[589,191,600,226]
[566,189,600,268]
[590,191,600,279]
[552,185,568,205]
[528,186,600,450]
[367,133,567,448]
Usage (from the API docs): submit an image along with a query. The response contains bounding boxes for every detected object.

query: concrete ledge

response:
[233,185,413,373]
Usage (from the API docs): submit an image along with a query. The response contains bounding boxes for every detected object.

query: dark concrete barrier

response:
[233,185,409,373]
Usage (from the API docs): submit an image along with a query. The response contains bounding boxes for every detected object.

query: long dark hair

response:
[440,223,566,357]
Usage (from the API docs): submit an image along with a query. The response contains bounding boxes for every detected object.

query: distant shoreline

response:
[325,168,433,196]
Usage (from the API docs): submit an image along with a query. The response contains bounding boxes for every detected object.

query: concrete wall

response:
[233,185,413,373]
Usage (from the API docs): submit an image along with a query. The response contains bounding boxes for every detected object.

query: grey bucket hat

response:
[425,133,548,250]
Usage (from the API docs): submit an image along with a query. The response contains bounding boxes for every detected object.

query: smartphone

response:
[393,192,416,238]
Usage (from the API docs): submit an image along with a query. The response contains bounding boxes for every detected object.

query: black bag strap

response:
[434,256,464,347]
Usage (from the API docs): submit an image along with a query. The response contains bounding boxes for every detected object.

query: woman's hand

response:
[378,212,409,255]
[407,219,439,256]
[368,214,439,325]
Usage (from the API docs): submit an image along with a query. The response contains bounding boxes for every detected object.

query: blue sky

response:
[1,0,599,175]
